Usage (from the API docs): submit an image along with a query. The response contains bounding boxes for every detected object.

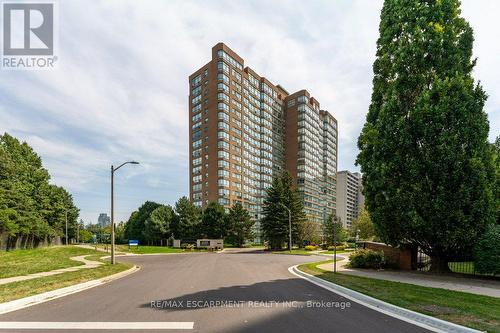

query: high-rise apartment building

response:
[336,171,364,229]
[97,213,110,227]
[189,43,338,238]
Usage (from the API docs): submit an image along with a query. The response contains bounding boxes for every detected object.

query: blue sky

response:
[1,0,498,224]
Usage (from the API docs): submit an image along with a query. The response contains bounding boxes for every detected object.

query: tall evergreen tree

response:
[357,0,496,270]
[171,196,201,239]
[226,202,254,247]
[322,215,348,245]
[143,205,173,245]
[261,171,306,250]
[200,202,227,239]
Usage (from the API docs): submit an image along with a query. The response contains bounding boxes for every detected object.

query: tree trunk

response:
[429,256,451,273]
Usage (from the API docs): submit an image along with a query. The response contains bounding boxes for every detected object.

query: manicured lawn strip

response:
[116,245,184,254]
[320,250,349,255]
[224,244,265,249]
[272,249,348,256]
[298,261,500,333]
[0,258,132,303]
[0,246,101,278]
[272,249,316,256]
[90,244,192,254]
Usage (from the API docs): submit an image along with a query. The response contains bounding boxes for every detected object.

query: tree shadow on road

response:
[140,278,430,333]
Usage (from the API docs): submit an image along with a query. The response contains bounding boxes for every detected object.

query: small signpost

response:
[129,239,139,250]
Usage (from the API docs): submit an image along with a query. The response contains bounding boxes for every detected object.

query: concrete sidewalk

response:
[317,260,500,298]
[0,255,103,286]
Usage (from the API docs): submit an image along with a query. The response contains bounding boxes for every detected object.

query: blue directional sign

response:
[129,239,139,246]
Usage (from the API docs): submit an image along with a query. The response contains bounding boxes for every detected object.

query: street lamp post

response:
[279,203,292,252]
[333,215,337,273]
[355,228,360,249]
[77,221,80,244]
[111,161,139,264]
[65,210,68,246]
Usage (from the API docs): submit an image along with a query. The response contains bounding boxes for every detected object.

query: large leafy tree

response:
[299,220,321,246]
[143,205,173,245]
[261,171,306,250]
[171,196,201,239]
[200,202,227,239]
[124,201,161,243]
[226,202,254,247]
[357,0,496,270]
[350,207,376,241]
[322,215,348,245]
[0,133,78,249]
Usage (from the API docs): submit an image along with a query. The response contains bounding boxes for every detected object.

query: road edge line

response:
[289,265,480,333]
[0,265,140,315]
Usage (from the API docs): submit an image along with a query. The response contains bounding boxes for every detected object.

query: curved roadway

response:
[0,250,431,332]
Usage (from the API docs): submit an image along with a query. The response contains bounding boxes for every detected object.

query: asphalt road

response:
[0,250,431,333]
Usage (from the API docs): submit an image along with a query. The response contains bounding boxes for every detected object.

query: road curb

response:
[0,265,140,315]
[289,265,481,333]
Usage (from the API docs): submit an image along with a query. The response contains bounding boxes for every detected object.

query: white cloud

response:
[0,0,498,222]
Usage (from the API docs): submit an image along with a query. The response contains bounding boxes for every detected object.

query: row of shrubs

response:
[327,245,346,251]
[303,243,355,251]
[304,245,349,251]
[349,249,385,269]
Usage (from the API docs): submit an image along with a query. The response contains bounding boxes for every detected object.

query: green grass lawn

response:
[298,261,500,333]
[117,245,185,254]
[0,254,132,303]
[272,249,349,256]
[0,246,102,279]
[320,250,348,255]
[272,249,321,256]
[89,244,187,254]
[224,243,265,248]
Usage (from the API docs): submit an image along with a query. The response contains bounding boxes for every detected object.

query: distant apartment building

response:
[189,43,338,237]
[97,213,110,227]
[336,171,364,229]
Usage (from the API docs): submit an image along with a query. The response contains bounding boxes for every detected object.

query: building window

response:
[217,61,229,73]
[192,157,202,166]
[217,73,229,84]
[218,131,230,140]
[218,169,229,178]
[218,160,230,168]
[218,179,229,187]
[218,121,229,131]
[218,150,229,159]
[218,198,230,206]
[192,95,201,105]
[191,86,201,96]
[217,92,230,103]
[191,74,201,87]
[217,103,229,112]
